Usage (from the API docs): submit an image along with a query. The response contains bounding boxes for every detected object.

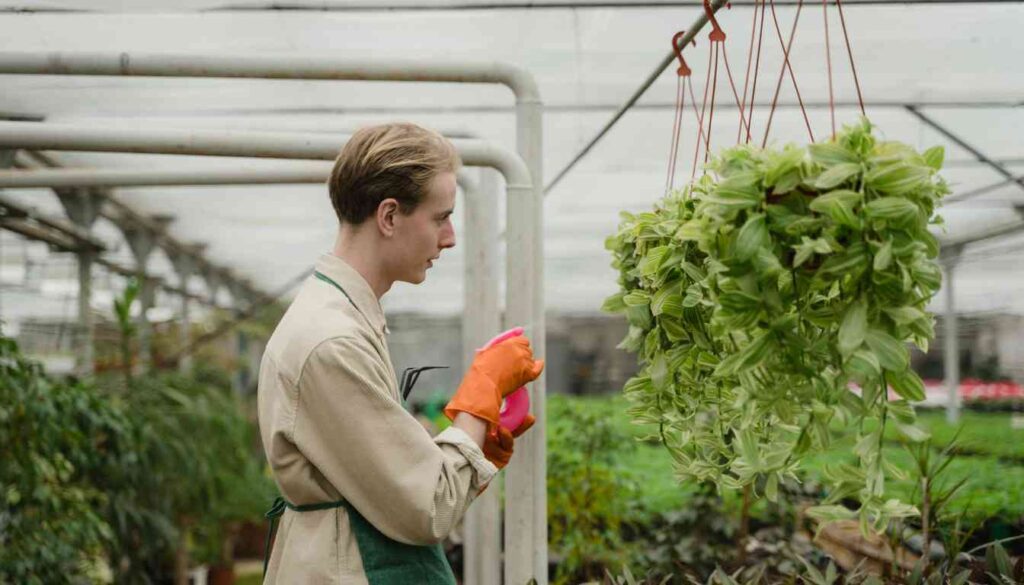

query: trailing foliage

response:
[0,329,271,582]
[97,370,271,581]
[603,120,949,531]
[0,335,123,584]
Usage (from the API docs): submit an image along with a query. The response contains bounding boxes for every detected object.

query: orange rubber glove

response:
[444,336,544,426]
[482,414,536,470]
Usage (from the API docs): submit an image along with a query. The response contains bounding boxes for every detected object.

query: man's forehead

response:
[426,172,457,208]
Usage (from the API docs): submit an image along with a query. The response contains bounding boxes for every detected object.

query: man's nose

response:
[440,221,456,249]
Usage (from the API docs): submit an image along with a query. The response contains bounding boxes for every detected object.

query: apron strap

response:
[263,496,347,578]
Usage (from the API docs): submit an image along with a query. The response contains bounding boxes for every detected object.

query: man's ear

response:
[376,198,400,237]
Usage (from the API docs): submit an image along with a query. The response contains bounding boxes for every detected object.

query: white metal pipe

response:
[77,248,95,378]
[0,166,331,188]
[458,168,502,585]
[0,49,545,577]
[0,51,540,104]
[508,87,547,585]
[943,256,961,423]
[453,130,501,585]
[0,122,532,190]
[180,292,192,373]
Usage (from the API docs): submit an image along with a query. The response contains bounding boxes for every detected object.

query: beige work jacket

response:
[257,253,497,584]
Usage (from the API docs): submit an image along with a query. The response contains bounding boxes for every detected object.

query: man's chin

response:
[398,270,428,285]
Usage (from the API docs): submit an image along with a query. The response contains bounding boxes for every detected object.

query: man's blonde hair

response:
[328,123,461,225]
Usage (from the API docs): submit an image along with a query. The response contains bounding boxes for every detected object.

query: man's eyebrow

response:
[436,208,455,218]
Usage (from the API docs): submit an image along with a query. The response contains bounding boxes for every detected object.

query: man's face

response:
[389,171,457,285]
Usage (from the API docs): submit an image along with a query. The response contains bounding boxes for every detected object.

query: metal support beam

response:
[54,188,104,377]
[0,51,540,105]
[121,223,157,366]
[204,266,223,306]
[55,187,103,227]
[939,218,1024,261]
[14,150,275,306]
[168,247,199,373]
[0,166,329,188]
[944,175,1024,205]
[235,330,249,396]
[0,122,530,185]
[458,169,501,585]
[942,248,963,423]
[200,0,1024,10]
[905,106,1024,193]
[0,195,226,306]
[121,215,172,371]
[0,194,106,252]
[3,0,1021,12]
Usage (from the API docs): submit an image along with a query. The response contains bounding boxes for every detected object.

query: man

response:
[257,122,543,584]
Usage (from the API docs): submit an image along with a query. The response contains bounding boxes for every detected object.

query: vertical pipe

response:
[77,248,95,377]
[943,257,961,423]
[506,98,547,585]
[235,330,248,396]
[179,293,192,373]
[56,189,102,379]
[123,225,156,372]
[460,169,501,585]
[138,276,155,371]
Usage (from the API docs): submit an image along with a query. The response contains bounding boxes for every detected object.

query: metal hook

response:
[672,30,696,77]
[703,0,729,43]
[400,365,449,401]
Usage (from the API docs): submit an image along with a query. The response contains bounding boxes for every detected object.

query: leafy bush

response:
[98,369,271,581]
[604,119,949,531]
[0,335,127,584]
[547,395,645,583]
[0,328,271,582]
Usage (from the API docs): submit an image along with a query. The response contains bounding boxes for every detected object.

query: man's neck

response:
[332,229,392,299]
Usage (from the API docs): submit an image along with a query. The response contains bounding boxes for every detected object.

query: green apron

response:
[261,270,456,584]
[263,497,456,584]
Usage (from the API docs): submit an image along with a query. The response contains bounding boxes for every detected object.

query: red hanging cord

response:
[762,0,814,147]
[720,44,752,142]
[667,30,696,194]
[700,0,746,153]
[692,44,715,180]
[687,73,709,160]
[744,0,767,143]
[693,0,736,172]
[835,0,866,116]
[737,0,761,144]
[823,0,836,137]
[705,42,722,166]
[666,76,684,193]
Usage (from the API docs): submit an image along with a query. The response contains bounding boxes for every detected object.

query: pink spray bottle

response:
[481,327,532,432]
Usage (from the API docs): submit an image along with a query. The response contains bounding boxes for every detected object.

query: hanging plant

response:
[603,119,949,531]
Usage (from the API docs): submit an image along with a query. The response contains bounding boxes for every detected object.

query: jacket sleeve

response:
[292,334,497,546]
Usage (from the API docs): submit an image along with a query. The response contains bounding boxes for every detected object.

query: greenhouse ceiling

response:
[0,0,1022,320]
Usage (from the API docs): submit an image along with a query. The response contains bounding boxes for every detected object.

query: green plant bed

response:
[800,439,1024,527]
[549,395,781,523]
[541,393,1024,583]
[550,395,1024,527]
[908,410,1024,461]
